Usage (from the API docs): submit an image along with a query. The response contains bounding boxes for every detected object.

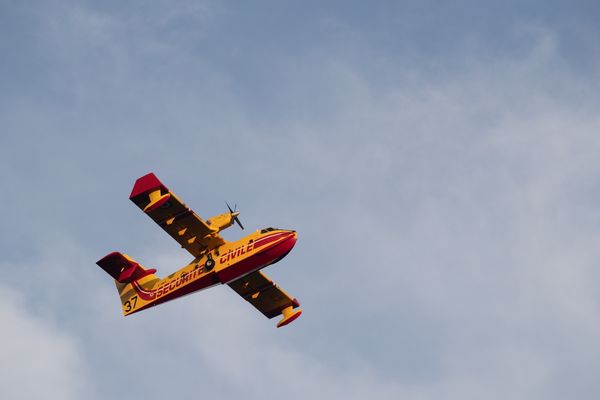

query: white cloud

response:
[0,286,88,400]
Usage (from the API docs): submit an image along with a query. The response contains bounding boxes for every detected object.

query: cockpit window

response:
[260,227,277,233]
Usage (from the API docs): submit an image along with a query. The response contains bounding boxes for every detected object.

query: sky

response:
[2,1,600,399]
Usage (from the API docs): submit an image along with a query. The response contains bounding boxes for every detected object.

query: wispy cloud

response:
[2,2,600,399]
[0,285,88,399]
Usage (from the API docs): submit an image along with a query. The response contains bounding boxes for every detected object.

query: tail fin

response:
[96,252,160,315]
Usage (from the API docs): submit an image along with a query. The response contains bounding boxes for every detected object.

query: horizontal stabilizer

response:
[96,252,156,283]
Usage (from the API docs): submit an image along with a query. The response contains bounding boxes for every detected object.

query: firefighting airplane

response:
[96,172,302,328]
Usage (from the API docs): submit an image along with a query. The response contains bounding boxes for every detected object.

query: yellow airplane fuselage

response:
[122,229,297,315]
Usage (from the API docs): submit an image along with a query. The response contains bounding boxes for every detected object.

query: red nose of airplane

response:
[273,230,297,259]
[216,229,298,284]
[286,230,297,244]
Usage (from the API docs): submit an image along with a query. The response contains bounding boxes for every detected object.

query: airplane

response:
[95,172,302,328]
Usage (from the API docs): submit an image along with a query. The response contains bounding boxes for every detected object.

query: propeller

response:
[226,201,244,230]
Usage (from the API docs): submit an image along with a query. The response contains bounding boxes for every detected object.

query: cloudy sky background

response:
[2,1,600,398]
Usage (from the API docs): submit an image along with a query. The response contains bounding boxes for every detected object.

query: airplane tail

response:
[96,252,160,314]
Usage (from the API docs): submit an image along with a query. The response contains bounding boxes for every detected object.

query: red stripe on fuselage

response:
[217,232,297,283]
[217,232,290,265]
[128,268,219,314]
[127,231,297,315]
[131,281,156,301]
[253,232,290,250]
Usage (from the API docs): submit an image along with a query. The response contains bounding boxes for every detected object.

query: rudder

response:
[96,252,160,314]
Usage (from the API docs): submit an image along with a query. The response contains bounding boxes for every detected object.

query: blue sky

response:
[2,1,600,399]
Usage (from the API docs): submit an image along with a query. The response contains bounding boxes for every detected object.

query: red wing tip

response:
[277,309,302,328]
[129,172,168,199]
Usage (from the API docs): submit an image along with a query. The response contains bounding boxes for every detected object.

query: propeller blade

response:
[234,217,245,230]
[226,201,244,230]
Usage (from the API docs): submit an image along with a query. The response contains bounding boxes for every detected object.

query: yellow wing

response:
[228,271,302,328]
[129,173,226,257]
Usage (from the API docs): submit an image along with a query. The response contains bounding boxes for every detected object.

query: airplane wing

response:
[228,271,302,327]
[129,173,226,257]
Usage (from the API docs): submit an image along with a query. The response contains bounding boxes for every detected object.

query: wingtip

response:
[276,309,302,328]
[129,172,168,200]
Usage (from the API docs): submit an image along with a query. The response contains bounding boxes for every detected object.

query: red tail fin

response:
[96,252,157,283]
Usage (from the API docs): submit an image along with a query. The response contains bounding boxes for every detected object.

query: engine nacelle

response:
[205,211,238,232]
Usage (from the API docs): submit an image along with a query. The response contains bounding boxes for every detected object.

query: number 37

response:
[124,295,138,312]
